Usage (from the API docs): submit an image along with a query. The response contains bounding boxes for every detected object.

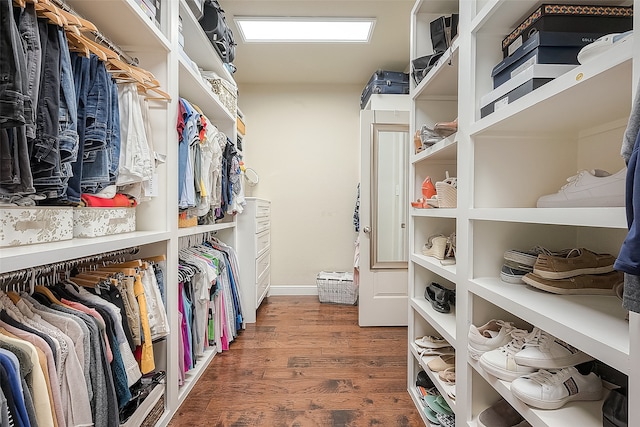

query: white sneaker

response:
[536,168,626,208]
[514,328,593,369]
[468,319,516,360]
[478,328,536,382]
[511,366,603,409]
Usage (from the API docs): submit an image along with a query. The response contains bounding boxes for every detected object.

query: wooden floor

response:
[167,296,423,427]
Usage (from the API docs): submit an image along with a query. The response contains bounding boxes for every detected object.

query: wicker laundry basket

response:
[317,271,358,305]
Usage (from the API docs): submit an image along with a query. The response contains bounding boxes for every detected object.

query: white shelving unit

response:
[0,0,242,425]
[407,0,637,425]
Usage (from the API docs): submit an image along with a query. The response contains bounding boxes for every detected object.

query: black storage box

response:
[360,70,409,109]
[491,30,594,89]
[502,4,633,58]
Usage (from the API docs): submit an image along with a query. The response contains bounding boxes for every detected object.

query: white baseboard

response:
[268,285,318,296]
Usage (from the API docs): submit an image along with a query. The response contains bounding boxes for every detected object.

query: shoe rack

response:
[407,0,637,426]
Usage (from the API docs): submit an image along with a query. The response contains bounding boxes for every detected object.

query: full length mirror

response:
[371,123,409,269]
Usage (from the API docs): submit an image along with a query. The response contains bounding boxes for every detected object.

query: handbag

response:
[411,51,445,85]
[199,0,236,63]
[430,14,459,54]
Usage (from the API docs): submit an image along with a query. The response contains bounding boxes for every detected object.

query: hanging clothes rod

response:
[0,246,141,290]
[51,0,139,66]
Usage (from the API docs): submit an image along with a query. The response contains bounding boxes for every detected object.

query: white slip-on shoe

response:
[536,168,626,208]
[577,30,633,64]
[514,327,593,369]
[511,366,603,410]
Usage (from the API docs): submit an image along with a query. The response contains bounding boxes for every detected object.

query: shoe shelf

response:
[411,298,457,346]
[469,278,630,375]
[408,385,439,427]
[468,208,627,229]
[412,135,457,164]
[410,346,457,410]
[469,359,608,427]
[412,254,457,283]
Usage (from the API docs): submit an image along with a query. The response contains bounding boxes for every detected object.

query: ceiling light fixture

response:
[234,17,376,43]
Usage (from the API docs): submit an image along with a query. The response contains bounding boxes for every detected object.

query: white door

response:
[358,109,409,326]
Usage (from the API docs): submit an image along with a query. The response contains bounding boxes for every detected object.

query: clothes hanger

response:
[144,255,166,263]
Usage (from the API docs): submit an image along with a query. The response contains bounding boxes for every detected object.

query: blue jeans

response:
[107,77,120,185]
[84,54,108,151]
[66,52,90,203]
[32,19,60,169]
[15,2,41,140]
[57,28,78,165]
[0,0,25,129]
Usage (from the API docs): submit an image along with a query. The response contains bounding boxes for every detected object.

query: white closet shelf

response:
[177,222,236,238]
[411,297,457,346]
[178,57,235,134]
[179,0,235,83]
[411,208,458,219]
[0,231,171,274]
[412,41,460,100]
[469,278,629,375]
[412,254,457,283]
[470,54,632,136]
[410,344,457,411]
[66,0,170,51]
[469,359,607,427]
[469,208,627,229]
[412,0,459,15]
[412,137,457,163]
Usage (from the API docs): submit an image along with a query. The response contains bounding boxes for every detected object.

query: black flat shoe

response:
[425,282,451,313]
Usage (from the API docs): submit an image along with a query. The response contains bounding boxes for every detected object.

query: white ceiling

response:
[219,0,415,86]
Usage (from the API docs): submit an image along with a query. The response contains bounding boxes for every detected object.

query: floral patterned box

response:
[73,207,136,238]
[0,207,74,248]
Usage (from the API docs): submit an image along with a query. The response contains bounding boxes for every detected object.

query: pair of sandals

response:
[424,282,456,313]
[414,118,459,153]
[422,232,456,263]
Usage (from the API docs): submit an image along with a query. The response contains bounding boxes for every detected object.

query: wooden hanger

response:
[5,292,20,305]
[94,266,137,276]
[144,255,166,263]
[34,285,66,306]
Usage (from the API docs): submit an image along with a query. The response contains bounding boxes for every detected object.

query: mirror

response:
[371,123,409,269]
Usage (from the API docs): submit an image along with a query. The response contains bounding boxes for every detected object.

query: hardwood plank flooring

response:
[168,296,424,427]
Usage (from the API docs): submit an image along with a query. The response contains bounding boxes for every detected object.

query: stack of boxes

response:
[133,0,161,29]
[480,4,633,118]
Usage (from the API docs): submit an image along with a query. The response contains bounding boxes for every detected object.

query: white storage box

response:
[316,271,358,305]
[0,206,73,248]
[73,207,136,238]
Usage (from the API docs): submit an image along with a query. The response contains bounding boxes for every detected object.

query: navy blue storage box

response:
[491,31,594,89]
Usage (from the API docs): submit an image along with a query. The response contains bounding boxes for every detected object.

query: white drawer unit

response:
[237,197,271,323]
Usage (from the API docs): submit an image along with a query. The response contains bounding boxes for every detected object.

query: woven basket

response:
[436,181,457,208]
[203,75,237,117]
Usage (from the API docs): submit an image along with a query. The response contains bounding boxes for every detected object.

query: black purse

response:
[411,51,445,85]
[429,14,459,54]
[199,0,236,63]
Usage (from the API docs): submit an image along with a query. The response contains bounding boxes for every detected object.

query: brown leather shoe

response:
[532,248,615,279]
[433,118,457,138]
[522,270,622,295]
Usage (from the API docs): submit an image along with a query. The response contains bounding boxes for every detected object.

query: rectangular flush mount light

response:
[234,17,376,43]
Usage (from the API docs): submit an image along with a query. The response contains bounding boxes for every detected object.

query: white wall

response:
[237,83,362,288]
